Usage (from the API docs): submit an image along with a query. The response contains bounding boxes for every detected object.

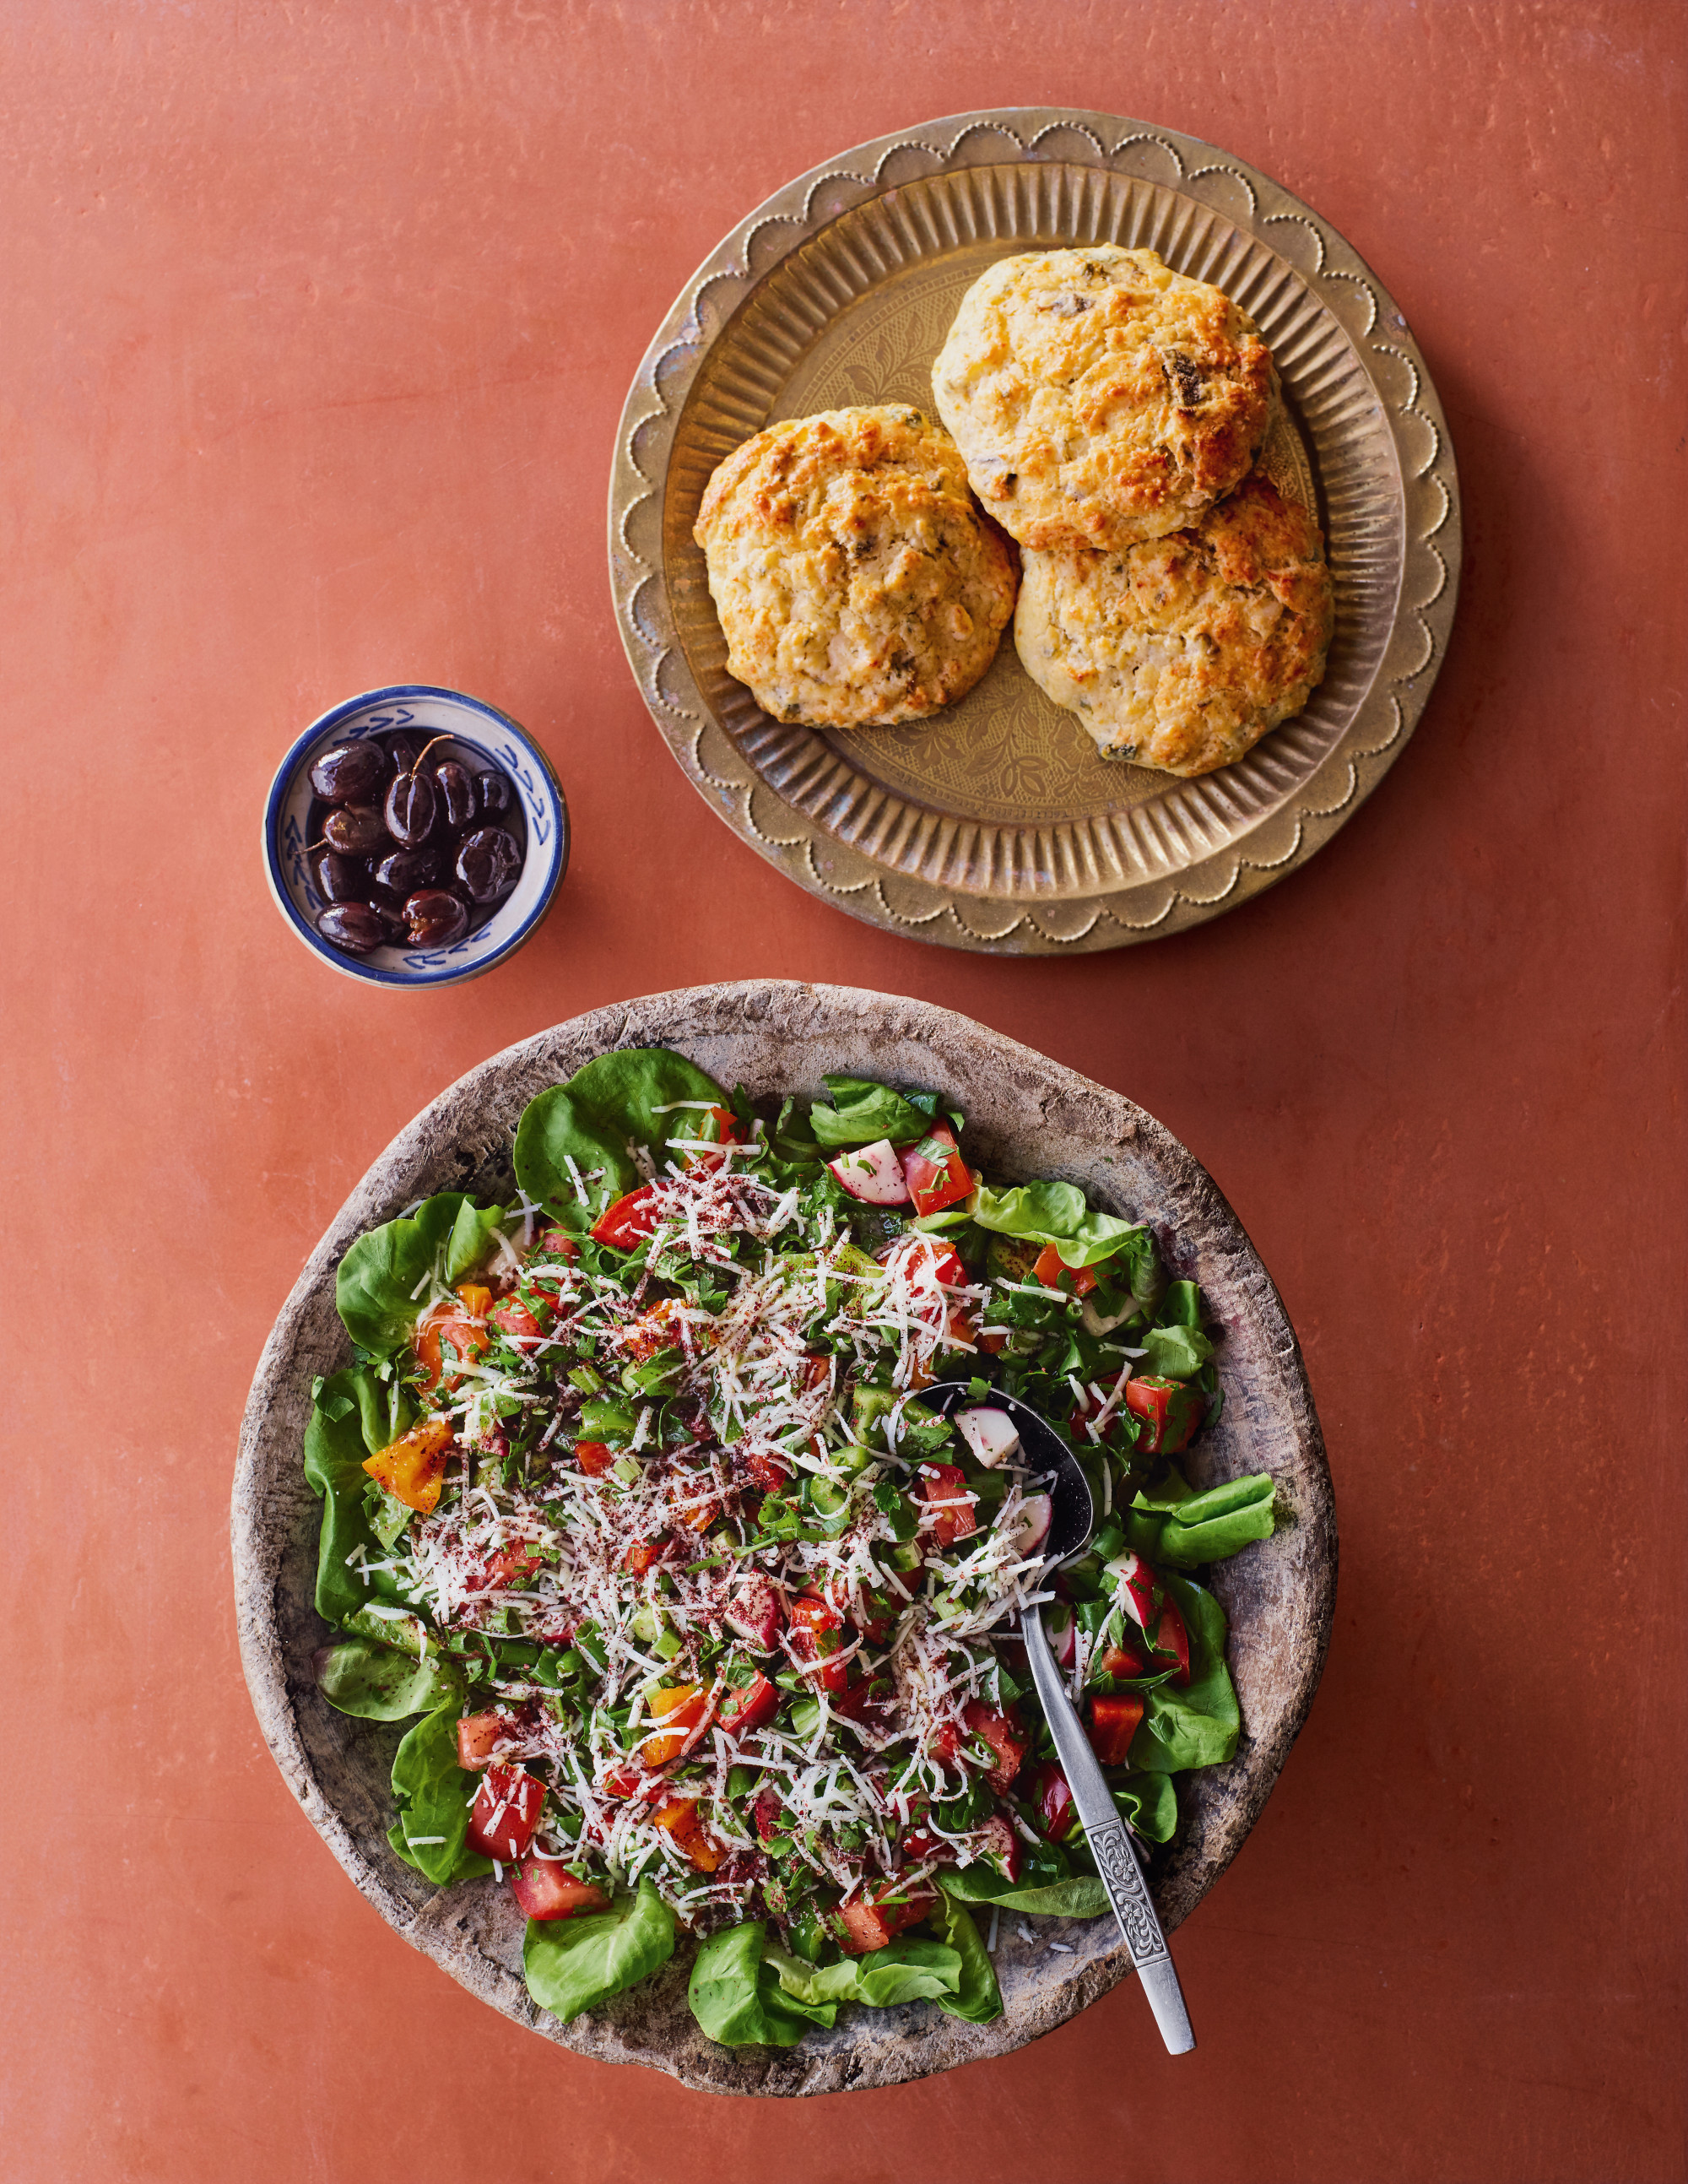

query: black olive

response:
[314,851,372,905]
[434,760,477,829]
[384,768,437,848]
[455,826,522,904]
[376,845,443,894]
[317,903,391,954]
[475,767,514,819]
[323,805,390,857]
[309,740,389,804]
[403,888,469,947]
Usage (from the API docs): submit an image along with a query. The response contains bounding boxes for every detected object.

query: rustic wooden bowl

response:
[233,982,1334,2094]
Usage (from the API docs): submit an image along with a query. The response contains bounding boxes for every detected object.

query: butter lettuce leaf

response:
[524,1879,676,2021]
[1127,1470,1277,1568]
[688,1921,836,2047]
[513,1048,727,1223]
[970,1180,1157,1288]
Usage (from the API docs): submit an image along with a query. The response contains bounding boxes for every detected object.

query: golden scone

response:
[693,404,1017,729]
[932,246,1274,550]
[1014,473,1334,777]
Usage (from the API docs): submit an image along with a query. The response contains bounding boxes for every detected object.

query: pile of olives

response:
[304,730,526,956]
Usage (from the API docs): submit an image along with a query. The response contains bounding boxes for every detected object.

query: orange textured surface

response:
[3,5,1685,2181]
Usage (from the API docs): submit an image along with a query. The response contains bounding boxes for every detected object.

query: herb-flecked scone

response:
[693,405,1018,729]
[1014,473,1335,777]
[932,247,1276,552]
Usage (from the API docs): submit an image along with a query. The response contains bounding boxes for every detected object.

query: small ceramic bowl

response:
[263,684,568,987]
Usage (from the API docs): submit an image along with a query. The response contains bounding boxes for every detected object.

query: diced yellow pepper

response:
[456,1282,493,1318]
[363,1416,454,1514]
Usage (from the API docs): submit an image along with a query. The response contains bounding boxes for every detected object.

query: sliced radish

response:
[1045,1602,1078,1669]
[723,1574,785,1651]
[954,1406,1020,1469]
[825,1138,911,1206]
[1003,1491,1052,1559]
[1104,1550,1159,1629]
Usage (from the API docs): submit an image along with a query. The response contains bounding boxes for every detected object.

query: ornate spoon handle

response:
[1021,1601,1196,2054]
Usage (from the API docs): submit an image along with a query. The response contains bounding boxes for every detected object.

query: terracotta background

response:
[3,3,1683,2180]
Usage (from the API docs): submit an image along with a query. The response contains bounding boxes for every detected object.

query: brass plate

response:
[609,111,1460,952]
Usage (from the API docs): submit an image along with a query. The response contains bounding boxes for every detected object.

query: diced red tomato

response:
[1034,1241,1099,1297]
[362,1416,454,1515]
[467,1764,544,1862]
[590,1186,661,1250]
[977,1330,1009,1356]
[916,1244,967,1289]
[752,1789,789,1845]
[788,1592,849,1695]
[510,1856,609,1921]
[622,1536,669,1575]
[601,1765,666,1802]
[961,1700,1027,1791]
[830,1881,939,1954]
[1100,1635,1150,1678]
[468,1542,544,1592]
[651,1797,726,1872]
[620,1296,686,1362]
[640,1682,713,1767]
[455,1710,508,1771]
[532,1227,579,1261]
[413,1298,490,1394]
[490,1295,549,1341]
[929,1718,962,1766]
[1032,1762,1079,1842]
[717,1673,778,1736]
[1150,1595,1191,1687]
[1123,1374,1207,1455]
[918,1463,977,1547]
[830,1677,892,1731]
[574,1439,616,1477]
[974,1811,1023,1882]
[847,1584,899,1646]
[901,1122,974,1217]
[1087,1694,1145,1768]
[743,1447,790,1493]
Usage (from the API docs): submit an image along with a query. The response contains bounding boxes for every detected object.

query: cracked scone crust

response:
[933,246,1275,550]
[1015,473,1334,777]
[693,405,1018,729]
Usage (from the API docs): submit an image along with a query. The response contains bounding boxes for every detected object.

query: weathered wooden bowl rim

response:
[233,981,1335,2095]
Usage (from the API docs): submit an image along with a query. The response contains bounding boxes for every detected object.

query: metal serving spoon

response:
[925,1380,1197,2055]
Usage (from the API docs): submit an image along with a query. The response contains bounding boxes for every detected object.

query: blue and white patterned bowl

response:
[263,685,568,987]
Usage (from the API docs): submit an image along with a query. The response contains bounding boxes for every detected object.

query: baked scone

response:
[693,404,1018,729]
[1014,473,1334,777]
[932,246,1275,550]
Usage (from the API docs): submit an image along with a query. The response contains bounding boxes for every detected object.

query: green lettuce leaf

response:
[335,1193,479,1358]
[970,1180,1155,1285]
[1139,1323,1215,1380]
[1128,1574,1241,1772]
[513,1049,727,1222]
[302,1368,414,1624]
[764,1936,961,2009]
[523,1879,677,2021]
[1127,1471,1277,1567]
[936,1867,1108,1918]
[444,1197,508,1284]
[808,1076,934,1148]
[1112,1769,1179,1843]
[389,1705,492,1884]
[931,1889,1004,2023]
[687,1921,836,2046]
[315,1635,462,1721]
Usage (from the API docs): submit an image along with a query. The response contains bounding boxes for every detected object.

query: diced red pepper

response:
[717,1672,778,1736]
[961,1700,1027,1792]
[918,1462,977,1547]
[1087,1694,1145,1768]
[743,1447,791,1493]
[901,1123,973,1217]
[640,1682,714,1768]
[1124,1374,1207,1455]
[1034,1241,1098,1297]
[413,1298,490,1395]
[455,1710,508,1771]
[1032,1762,1079,1842]
[468,1542,544,1592]
[600,1766,667,1802]
[622,1536,670,1575]
[510,1855,609,1921]
[467,1764,544,1862]
[752,1789,790,1845]
[830,1881,939,1954]
[574,1439,616,1477]
[590,1186,661,1250]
